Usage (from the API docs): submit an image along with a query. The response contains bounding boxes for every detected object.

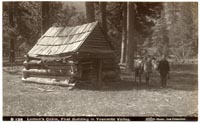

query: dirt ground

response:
[3,64,198,116]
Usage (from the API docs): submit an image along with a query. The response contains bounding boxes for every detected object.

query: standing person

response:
[157,55,170,88]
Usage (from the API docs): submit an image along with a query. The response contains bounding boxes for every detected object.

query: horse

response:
[143,56,158,85]
[134,55,158,85]
[134,57,144,83]
[151,57,158,70]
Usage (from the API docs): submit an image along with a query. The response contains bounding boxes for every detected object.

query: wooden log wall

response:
[78,58,120,83]
[23,68,71,77]
[22,77,75,87]
[22,55,120,87]
[22,57,77,87]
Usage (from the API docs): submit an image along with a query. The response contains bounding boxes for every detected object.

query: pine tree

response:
[8,2,15,62]
[120,3,127,64]
[85,2,95,22]
[125,2,136,72]
[41,2,50,34]
[100,2,107,32]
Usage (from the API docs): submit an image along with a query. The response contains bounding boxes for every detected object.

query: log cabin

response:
[22,21,120,89]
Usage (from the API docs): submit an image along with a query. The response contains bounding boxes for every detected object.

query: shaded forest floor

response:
[3,57,24,66]
[3,64,198,116]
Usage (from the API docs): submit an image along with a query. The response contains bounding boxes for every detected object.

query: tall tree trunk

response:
[120,3,127,64]
[41,2,50,35]
[125,2,136,72]
[85,2,95,22]
[8,2,15,63]
[100,2,107,33]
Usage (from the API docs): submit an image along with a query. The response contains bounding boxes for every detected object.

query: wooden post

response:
[97,59,103,88]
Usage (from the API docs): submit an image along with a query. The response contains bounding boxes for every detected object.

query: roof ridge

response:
[43,30,91,37]
[48,21,98,29]
[38,40,84,46]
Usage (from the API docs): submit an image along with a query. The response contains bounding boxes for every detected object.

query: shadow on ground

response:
[76,64,198,91]
[3,64,198,92]
[75,76,197,91]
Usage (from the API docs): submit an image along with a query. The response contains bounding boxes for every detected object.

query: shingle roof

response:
[28,21,99,56]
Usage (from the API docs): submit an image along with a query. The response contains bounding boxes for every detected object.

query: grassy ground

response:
[3,64,198,116]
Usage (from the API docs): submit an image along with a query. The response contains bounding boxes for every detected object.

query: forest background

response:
[3,2,198,70]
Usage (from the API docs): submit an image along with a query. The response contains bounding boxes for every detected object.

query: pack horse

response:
[134,56,158,85]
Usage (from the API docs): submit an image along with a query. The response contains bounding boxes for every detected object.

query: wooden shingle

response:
[28,21,114,57]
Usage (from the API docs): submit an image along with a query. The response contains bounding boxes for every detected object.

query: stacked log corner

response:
[22,56,76,87]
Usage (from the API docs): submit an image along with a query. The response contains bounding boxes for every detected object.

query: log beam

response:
[22,77,75,87]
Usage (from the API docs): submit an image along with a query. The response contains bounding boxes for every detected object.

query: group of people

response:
[134,54,170,88]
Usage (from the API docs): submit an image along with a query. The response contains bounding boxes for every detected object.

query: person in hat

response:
[157,54,170,88]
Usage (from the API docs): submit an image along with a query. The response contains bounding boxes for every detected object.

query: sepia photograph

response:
[2,1,198,121]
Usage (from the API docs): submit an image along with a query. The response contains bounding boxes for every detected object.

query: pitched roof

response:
[28,21,112,57]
